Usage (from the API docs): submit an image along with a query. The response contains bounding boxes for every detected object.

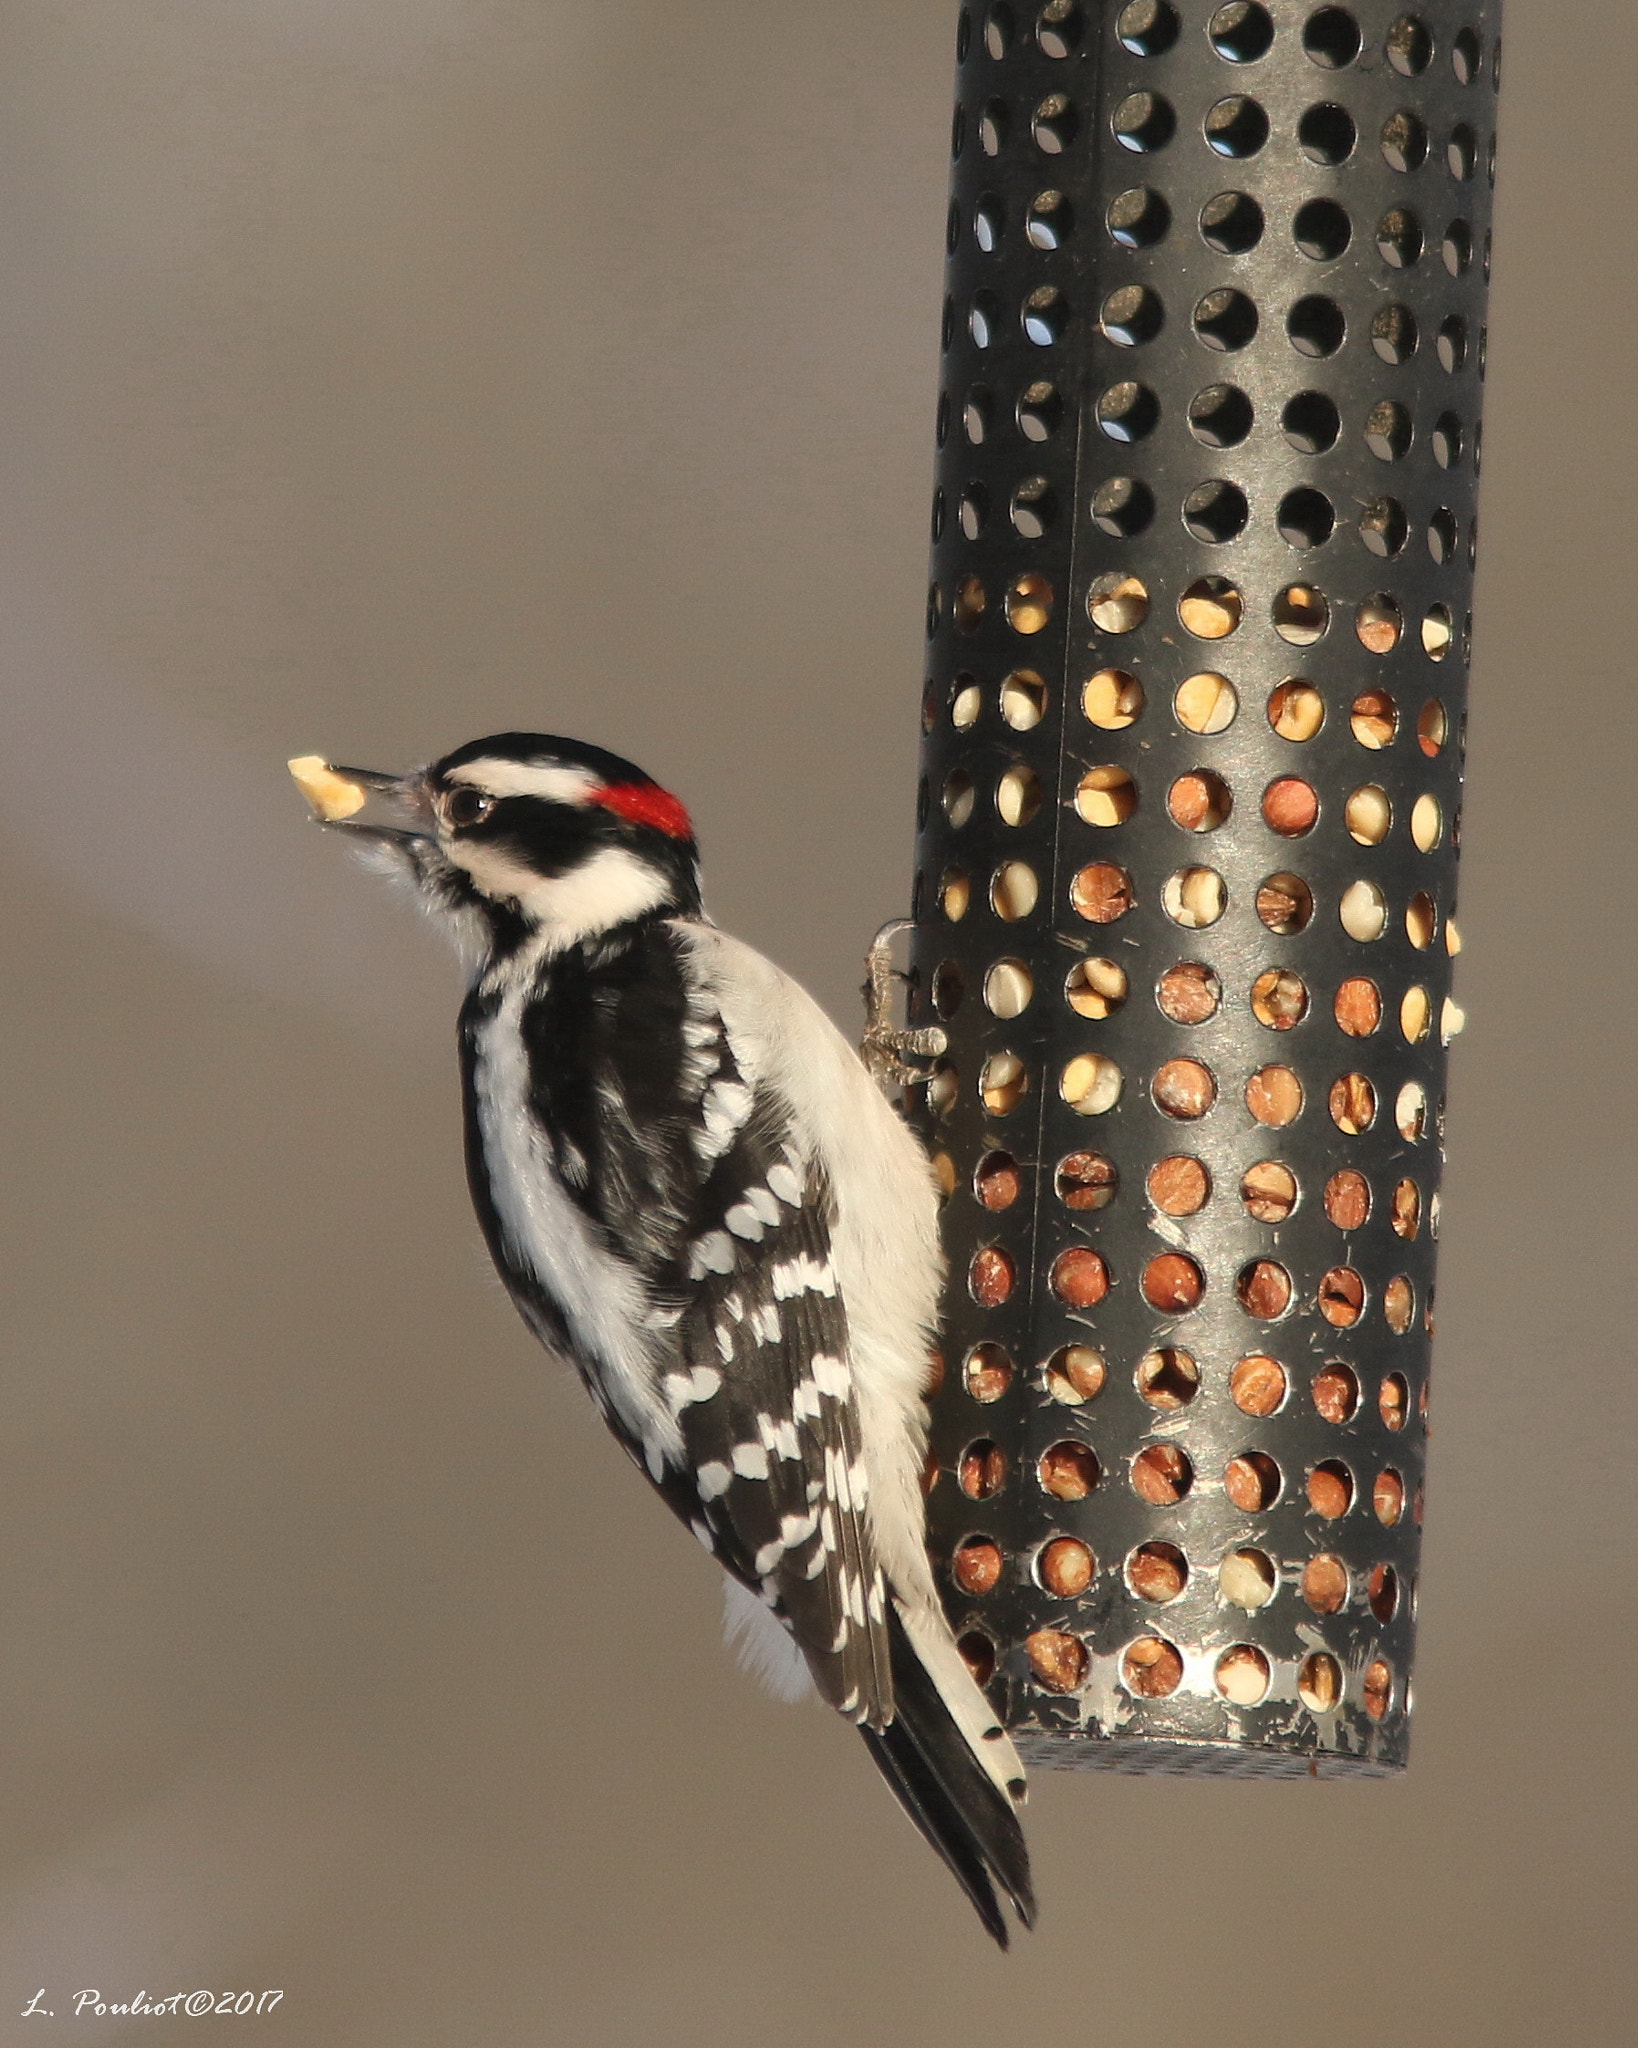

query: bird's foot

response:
[860,919,946,1094]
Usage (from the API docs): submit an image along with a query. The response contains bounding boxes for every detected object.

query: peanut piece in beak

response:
[288,756,368,821]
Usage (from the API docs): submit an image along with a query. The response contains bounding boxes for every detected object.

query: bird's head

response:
[290,732,701,957]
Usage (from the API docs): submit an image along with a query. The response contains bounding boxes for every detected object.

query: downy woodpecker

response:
[290,733,1034,1943]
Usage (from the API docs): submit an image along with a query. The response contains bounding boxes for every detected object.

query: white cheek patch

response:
[445,759,601,803]
[450,839,672,950]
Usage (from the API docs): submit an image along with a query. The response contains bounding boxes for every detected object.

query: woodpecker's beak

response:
[287,757,435,843]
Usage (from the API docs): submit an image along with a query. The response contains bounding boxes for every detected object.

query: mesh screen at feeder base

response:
[907,0,1498,1777]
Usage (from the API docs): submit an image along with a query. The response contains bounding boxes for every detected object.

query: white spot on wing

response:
[687,1232,736,1280]
[772,1255,836,1301]
[731,1442,770,1480]
[697,1462,732,1501]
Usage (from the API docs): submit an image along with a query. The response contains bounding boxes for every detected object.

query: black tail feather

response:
[859,1608,1035,1947]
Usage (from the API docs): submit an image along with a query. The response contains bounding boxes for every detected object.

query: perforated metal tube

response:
[908,0,1497,1775]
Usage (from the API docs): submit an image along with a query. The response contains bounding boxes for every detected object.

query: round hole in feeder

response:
[991,860,1039,921]
[1006,572,1052,634]
[1360,497,1409,558]
[1084,668,1144,729]
[1318,1267,1365,1328]
[1307,1459,1354,1517]
[1175,671,1238,733]
[931,960,964,1020]
[1384,1275,1415,1334]
[979,1051,1028,1115]
[1364,1658,1393,1721]
[1116,0,1180,56]
[1287,294,1345,358]
[1037,1537,1094,1598]
[1075,765,1138,827]
[1022,286,1068,347]
[1088,571,1149,632]
[1057,1151,1118,1211]
[1131,1444,1193,1505]
[1323,1168,1371,1230]
[1329,1072,1376,1134]
[1269,680,1325,741]
[1072,862,1134,923]
[1374,1468,1405,1526]
[1395,1079,1428,1139]
[973,1153,1020,1214]
[1231,1355,1286,1417]
[1106,185,1171,250]
[1027,1629,1089,1693]
[1046,1345,1107,1405]
[1141,1254,1204,1315]
[954,575,986,634]
[1411,793,1443,850]
[1365,400,1413,463]
[1001,669,1047,730]
[1387,12,1431,74]
[1011,476,1057,539]
[1025,188,1072,251]
[1400,985,1431,1044]
[1299,100,1356,165]
[1381,107,1428,173]
[1313,1362,1360,1423]
[982,5,1013,60]
[1376,206,1423,268]
[960,1438,1007,1499]
[1017,380,1064,441]
[1051,1247,1110,1309]
[1127,1542,1188,1604]
[1220,1547,1276,1612]
[1036,0,1083,59]
[1154,962,1220,1029]
[1031,91,1078,155]
[1340,880,1387,942]
[1256,873,1313,935]
[1298,1651,1343,1713]
[1225,1450,1282,1511]
[926,1062,959,1119]
[1209,2,1274,62]
[1039,1440,1099,1501]
[1205,94,1270,159]
[1302,1553,1349,1614]
[1263,776,1319,837]
[1272,581,1329,644]
[1246,1065,1302,1128]
[1061,1053,1122,1116]
[1337,969,1384,1029]
[1188,382,1254,448]
[950,675,982,730]
[1148,1155,1210,1215]
[1437,314,1468,374]
[1136,1348,1199,1411]
[1380,1373,1409,1430]
[1064,957,1128,1020]
[1167,770,1232,832]
[1241,1160,1297,1222]
[1193,287,1259,351]
[1452,25,1481,82]
[1350,686,1397,748]
[1183,481,1250,545]
[1250,970,1308,1032]
[1303,8,1361,68]
[1418,698,1447,755]
[1428,506,1459,563]
[958,1631,996,1686]
[1283,392,1342,457]
[1406,892,1436,949]
[1371,301,1418,364]
[1278,488,1335,549]
[940,866,970,922]
[1345,784,1391,845]
[1391,1179,1421,1239]
[1095,379,1159,444]
[941,770,974,829]
[1162,866,1227,928]
[997,764,1043,827]
[953,1536,1003,1595]
[983,958,1033,1019]
[970,1245,1015,1307]
[1236,1259,1292,1319]
[1294,197,1351,261]
[1112,90,1175,155]
[971,196,1002,254]
[1101,284,1164,347]
[1124,1636,1185,1698]
[978,100,1008,157]
[1199,189,1263,254]
[1216,1645,1271,1705]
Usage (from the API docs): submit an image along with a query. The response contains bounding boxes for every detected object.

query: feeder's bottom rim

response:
[1014,1733,1403,1779]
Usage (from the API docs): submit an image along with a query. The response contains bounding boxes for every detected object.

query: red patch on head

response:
[589,780,694,841]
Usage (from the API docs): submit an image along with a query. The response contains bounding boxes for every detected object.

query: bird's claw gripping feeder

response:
[904,0,1497,1775]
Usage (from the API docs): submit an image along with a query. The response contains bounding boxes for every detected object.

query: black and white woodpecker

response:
[289,734,1034,1945]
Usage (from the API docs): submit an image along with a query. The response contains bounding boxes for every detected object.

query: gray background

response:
[0,3,1630,2042]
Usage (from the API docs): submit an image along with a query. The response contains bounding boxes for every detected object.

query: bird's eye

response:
[445,787,494,829]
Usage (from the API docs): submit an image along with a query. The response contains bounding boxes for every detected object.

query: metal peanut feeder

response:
[909,0,1496,1774]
